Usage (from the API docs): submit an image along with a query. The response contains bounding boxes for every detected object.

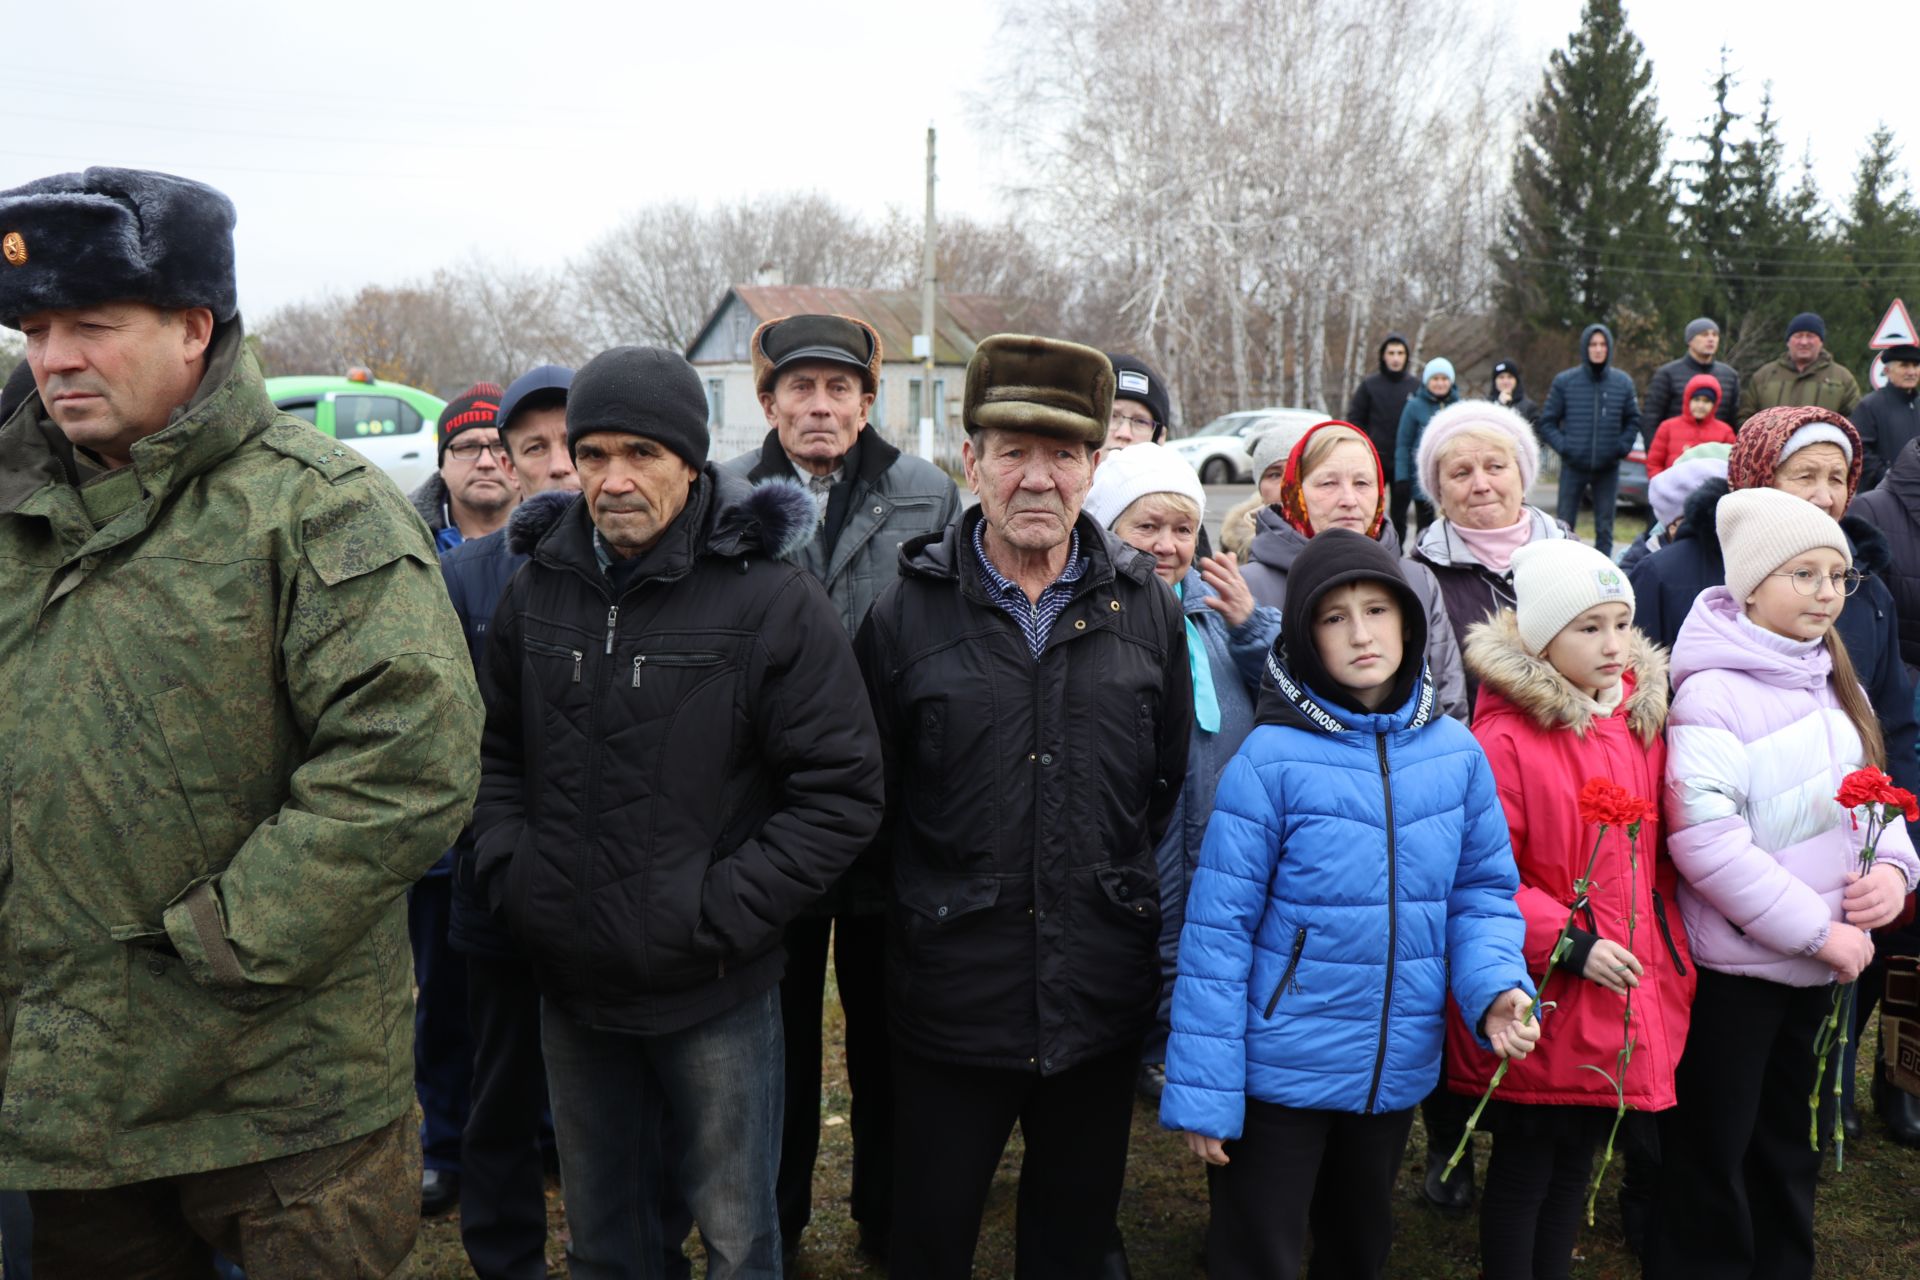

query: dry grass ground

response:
[415,973,1920,1279]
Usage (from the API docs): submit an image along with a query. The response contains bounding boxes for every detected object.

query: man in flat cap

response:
[721,314,957,1267]
[472,344,884,1278]
[0,167,482,1275]
[855,334,1193,1277]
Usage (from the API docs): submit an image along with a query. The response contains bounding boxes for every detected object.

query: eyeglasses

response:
[1109,410,1157,433]
[446,437,505,462]
[1768,567,1864,597]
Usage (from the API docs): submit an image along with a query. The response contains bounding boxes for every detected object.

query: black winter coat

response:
[441,526,530,958]
[472,472,885,1034]
[1846,440,1920,678]
[855,508,1194,1074]
[1642,354,1739,428]
[1628,477,1920,796]
[1345,332,1419,467]
[1851,384,1920,490]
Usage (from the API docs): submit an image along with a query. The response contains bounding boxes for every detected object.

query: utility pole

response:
[917,125,938,463]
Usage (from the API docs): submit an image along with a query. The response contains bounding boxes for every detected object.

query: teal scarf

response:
[1176,581,1221,733]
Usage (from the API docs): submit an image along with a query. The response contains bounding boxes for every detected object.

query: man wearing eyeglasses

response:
[1098,354,1170,465]
[411,383,519,552]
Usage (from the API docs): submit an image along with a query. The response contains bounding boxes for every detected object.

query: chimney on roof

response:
[755,261,784,287]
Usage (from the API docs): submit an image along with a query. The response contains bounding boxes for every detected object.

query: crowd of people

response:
[0,165,1918,1280]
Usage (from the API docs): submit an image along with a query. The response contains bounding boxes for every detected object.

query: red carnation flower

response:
[1578,777,1655,830]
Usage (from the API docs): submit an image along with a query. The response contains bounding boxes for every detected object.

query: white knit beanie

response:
[1249,419,1318,485]
[1416,400,1541,504]
[1510,540,1636,654]
[1084,441,1207,529]
[1717,487,1851,604]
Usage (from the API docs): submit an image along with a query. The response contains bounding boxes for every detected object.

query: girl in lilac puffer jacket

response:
[1649,488,1920,1279]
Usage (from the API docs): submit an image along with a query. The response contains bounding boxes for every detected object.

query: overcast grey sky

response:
[6,0,1908,319]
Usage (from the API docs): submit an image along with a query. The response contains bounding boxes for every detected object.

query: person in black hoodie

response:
[1346,333,1417,494]
[473,345,885,1279]
[1486,359,1538,425]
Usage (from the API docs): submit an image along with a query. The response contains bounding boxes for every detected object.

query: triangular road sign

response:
[1871,298,1915,349]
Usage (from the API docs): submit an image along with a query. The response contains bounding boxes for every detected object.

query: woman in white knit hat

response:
[1443,538,1693,1280]
[1649,487,1920,1278]
[1083,442,1282,1103]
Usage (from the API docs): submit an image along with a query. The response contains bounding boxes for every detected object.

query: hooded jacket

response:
[1535,323,1643,471]
[1241,503,1469,721]
[1665,589,1920,985]
[1643,352,1739,428]
[1160,530,1530,1134]
[1851,381,1920,490]
[0,323,482,1187]
[1344,333,1419,467]
[1443,613,1695,1109]
[471,473,885,1035]
[1740,349,1863,427]
[1645,373,1736,477]
[854,507,1194,1074]
[1627,478,1920,797]
[1393,380,1461,490]
[1847,440,1920,678]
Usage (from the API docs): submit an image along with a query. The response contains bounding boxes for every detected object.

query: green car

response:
[264,369,447,493]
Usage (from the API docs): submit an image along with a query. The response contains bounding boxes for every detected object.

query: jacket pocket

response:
[114,937,316,1131]
[524,636,583,684]
[1265,925,1310,1018]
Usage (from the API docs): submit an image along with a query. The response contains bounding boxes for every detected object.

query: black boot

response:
[1422,1144,1474,1211]
[1873,1060,1920,1148]
[420,1168,459,1216]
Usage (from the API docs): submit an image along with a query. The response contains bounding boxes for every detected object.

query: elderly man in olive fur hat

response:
[721,312,958,1267]
[0,167,483,1276]
[855,335,1193,1278]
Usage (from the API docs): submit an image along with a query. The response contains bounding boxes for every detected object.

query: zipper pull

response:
[571,650,583,684]
[605,605,619,655]
[632,655,645,687]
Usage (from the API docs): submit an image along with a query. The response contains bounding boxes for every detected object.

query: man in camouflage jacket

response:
[0,167,482,1277]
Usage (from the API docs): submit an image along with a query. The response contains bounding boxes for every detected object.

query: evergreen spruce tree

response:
[1496,0,1675,362]
[1715,89,1832,366]
[1674,50,1741,329]
[1834,125,1920,362]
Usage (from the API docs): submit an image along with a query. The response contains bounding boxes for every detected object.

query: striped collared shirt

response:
[971,516,1086,659]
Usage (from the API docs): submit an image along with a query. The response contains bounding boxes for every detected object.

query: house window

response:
[872,378,886,430]
[908,379,924,426]
[933,379,946,426]
[705,379,725,426]
[731,308,750,357]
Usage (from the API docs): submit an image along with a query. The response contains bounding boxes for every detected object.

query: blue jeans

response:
[541,988,783,1280]
[1556,459,1622,557]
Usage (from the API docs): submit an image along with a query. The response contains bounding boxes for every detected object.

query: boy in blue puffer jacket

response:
[1162,527,1539,1280]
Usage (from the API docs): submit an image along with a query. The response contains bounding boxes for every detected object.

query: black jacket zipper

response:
[1651,889,1688,976]
[1366,733,1398,1114]
[1265,926,1309,1018]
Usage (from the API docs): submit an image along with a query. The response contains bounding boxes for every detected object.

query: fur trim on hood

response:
[505,469,817,561]
[409,471,450,532]
[1464,609,1668,744]
[1219,493,1263,561]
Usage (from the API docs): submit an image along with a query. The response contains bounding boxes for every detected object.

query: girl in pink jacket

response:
[1648,488,1920,1280]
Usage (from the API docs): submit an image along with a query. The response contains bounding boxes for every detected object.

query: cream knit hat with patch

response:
[1510,539,1636,654]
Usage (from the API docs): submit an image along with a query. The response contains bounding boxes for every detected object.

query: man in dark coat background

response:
[1641,316,1739,428]
[1535,322,1642,557]
[721,313,958,1269]
[1345,332,1417,530]
[1851,343,1920,488]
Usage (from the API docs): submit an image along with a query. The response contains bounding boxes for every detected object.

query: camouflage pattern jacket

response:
[0,324,482,1188]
